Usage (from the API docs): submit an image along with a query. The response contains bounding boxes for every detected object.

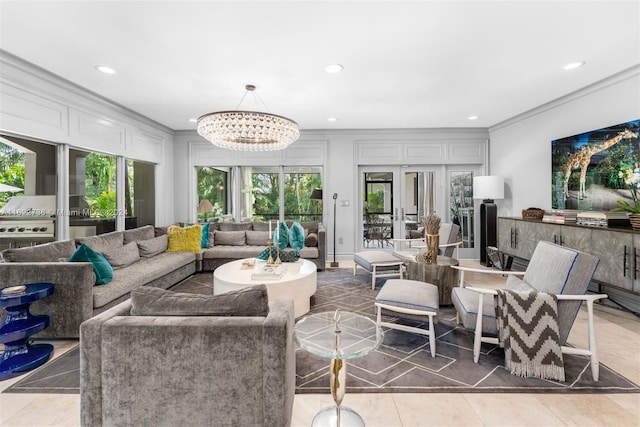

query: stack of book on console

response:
[542,210,578,224]
[251,264,287,280]
[576,211,630,228]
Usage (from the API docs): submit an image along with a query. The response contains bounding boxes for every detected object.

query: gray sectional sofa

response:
[201,220,326,271]
[0,225,196,338]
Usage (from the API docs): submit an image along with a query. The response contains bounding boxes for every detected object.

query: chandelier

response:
[197,84,300,151]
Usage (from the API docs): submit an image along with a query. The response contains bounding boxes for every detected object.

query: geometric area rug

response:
[294,268,640,394]
[4,268,639,395]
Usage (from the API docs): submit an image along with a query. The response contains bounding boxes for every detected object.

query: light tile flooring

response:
[1,260,639,426]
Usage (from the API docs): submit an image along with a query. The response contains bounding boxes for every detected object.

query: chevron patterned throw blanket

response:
[496,289,565,381]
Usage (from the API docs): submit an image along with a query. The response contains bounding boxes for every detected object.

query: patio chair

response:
[451,240,607,381]
[392,222,462,260]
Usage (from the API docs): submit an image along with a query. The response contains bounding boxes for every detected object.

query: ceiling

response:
[1,1,639,132]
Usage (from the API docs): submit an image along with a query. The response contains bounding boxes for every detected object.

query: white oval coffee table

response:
[213,258,317,318]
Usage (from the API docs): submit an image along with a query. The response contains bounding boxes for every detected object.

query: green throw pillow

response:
[69,244,114,285]
[275,221,289,250]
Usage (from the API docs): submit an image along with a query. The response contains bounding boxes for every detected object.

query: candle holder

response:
[274,245,282,265]
[267,239,274,264]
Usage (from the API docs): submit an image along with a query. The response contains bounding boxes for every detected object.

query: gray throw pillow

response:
[123,225,155,244]
[102,241,140,268]
[130,285,269,317]
[214,230,246,246]
[219,222,253,231]
[304,232,318,247]
[246,230,269,246]
[137,235,168,257]
[76,230,124,253]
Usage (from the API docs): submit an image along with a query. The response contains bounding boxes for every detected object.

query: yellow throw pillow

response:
[167,224,202,253]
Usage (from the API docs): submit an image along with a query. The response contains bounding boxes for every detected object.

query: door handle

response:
[623,245,628,277]
[394,208,398,221]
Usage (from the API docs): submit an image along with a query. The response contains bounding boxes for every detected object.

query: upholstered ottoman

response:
[353,251,404,289]
[374,279,439,357]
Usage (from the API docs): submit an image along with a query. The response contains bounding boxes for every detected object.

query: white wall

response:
[175,128,489,261]
[489,66,640,217]
[0,51,177,226]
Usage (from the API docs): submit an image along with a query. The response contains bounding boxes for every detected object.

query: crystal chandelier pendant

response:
[197,85,300,151]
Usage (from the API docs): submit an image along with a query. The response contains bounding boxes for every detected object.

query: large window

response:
[197,165,323,223]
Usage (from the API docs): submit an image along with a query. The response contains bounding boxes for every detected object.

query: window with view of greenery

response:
[0,142,25,208]
[198,166,323,222]
[196,167,228,221]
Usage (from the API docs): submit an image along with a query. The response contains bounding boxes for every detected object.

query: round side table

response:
[294,310,383,427]
[0,282,54,380]
[405,255,459,305]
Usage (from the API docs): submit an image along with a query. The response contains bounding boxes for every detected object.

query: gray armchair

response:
[451,240,606,380]
[80,288,295,427]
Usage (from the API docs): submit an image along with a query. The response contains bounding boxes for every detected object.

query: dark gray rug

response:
[3,269,639,394]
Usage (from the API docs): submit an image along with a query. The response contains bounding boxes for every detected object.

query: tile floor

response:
[1,260,639,426]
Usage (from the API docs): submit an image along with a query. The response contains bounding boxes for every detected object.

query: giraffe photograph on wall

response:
[552,119,640,210]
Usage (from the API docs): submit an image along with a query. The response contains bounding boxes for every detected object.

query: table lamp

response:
[473,176,504,266]
[197,199,214,221]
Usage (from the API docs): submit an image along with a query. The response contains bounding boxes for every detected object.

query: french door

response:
[358,165,482,258]
[358,166,443,251]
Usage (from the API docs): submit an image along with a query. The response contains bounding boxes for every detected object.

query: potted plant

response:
[614,168,640,229]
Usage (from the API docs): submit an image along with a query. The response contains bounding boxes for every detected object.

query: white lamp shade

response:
[473,176,504,200]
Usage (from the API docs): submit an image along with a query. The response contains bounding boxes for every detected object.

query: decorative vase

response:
[423,233,439,264]
[630,213,640,231]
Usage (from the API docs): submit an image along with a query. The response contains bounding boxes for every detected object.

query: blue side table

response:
[0,283,54,381]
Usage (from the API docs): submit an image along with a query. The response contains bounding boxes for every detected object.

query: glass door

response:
[447,165,483,259]
[358,166,442,252]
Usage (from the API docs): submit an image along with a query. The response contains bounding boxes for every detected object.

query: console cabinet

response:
[498,217,640,295]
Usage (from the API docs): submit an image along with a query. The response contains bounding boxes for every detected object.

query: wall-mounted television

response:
[552,119,640,211]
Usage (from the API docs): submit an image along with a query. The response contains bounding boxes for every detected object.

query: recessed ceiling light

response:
[468,115,479,121]
[95,65,116,74]
[325,64,344,74]
[188,118,198,123]
[563,61,585,70]
[328,117,338,122]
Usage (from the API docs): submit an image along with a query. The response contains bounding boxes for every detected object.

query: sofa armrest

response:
[0,262,95,338]
[80,299,132,427]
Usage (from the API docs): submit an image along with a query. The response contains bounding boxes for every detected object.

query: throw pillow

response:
[181,222,210,248]
[2,240,76,262]
[69,244,113,285]
[256,247,300,262]
[304,232,318,247]
[137,235,168,257]
[166,224,202,253]
[214,230,246,246]
[275,221,289,250]
[200,222,210,248]
[102,241,140,269]
[130,285,269,317]
[288,221,305,250]
[246,230,270,246]
[123,225,155,244]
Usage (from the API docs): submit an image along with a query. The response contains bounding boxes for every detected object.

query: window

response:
[196,167,229,221]
[197,165,323,223]
[284,167,322,221]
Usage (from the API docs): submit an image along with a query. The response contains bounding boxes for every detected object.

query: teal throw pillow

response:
[200,222,210,248]
[256,247,272,261]
[275,221,289,250]
[69,244,114,285]
[288,221,305,250]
